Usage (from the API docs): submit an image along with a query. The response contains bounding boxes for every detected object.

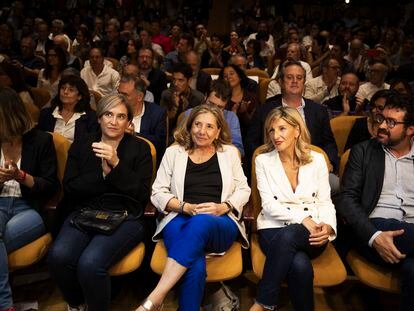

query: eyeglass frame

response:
[374,114,407,129]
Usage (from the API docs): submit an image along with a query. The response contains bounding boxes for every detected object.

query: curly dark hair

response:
[51,75,91,113]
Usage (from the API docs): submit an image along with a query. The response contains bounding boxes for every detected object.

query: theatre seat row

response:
[8,132,399,297]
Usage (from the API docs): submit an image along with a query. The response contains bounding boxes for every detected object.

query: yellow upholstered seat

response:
[8,133,70,271]
[8,233,53,272]
[202,68,221,76]
[108,136,157,276]
[258,78,272,105]
[330,116,363,157]
[346,250,400,293]
[109,243,146,276]
[249,144,347,286]
[150,240,243,282]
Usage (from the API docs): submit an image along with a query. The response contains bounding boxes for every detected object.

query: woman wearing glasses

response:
[345,90,397,151]
[48,94,152,311]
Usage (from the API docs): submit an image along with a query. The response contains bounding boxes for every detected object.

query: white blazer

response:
[151,144,251,248]
[255,150,337,240]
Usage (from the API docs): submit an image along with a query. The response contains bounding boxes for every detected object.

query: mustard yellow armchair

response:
[330,116,363,157]
[8,133,70,271]
[150,240,243,282]
[109,136,157,276]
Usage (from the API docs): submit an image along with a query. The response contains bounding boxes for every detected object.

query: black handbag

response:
[70,193,142,235]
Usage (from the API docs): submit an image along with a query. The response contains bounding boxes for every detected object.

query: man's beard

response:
[376,128,406,147]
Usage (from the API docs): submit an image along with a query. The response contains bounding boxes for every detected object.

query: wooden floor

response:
[11,260,400,311]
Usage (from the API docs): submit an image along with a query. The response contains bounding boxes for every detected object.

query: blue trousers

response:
[355,218,414,311]
[162,214,238,311]
[257,225,327,311]
[48,212,145,311]
[0,197,45,309]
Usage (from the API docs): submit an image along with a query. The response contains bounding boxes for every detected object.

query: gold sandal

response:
[140,299,162,311]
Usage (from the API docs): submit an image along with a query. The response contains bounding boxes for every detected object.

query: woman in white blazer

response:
[137,104,250,311]
[250,107,336,311]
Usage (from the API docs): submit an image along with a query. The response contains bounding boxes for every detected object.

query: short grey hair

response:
[120,74,147,95]
[96,94,133,121]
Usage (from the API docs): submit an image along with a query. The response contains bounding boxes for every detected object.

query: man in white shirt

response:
[304,58,341,104]
[81,47,120,96]
[356,62,390,101]
[344,39,364,72]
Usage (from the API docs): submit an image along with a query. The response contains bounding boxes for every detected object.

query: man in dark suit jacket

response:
[138,47,168,104]
[246,60,338,171]
[335,95,414,310]
[186,50,212,95]
[118,74,167,162]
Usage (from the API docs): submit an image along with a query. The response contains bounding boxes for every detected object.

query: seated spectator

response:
[37,75,98,143]
[229,54,259,95]
[37,46,67,101]
[244,20,275,52]
[256,31,274,69]
[160,63,204,137]
[271,43,313,81]
[151,20,173,55]
[356,62,390,101]
[304,57,341,104]
[137,104,250,311]
[169,23,182,50]
[193,24,211,55]
[330,39,354,74]
[185,79,245,156]
[163,33,194,74]
[118,74,167,161]
[118,39,140,72]
[139,29,164,60]
[247,60,338,172]
[0,62,39,121]
[48,94,152,311]
[137,47,168,104]
[391,36,414,69]
[53,34,82,71]
[344,39,365,74]
[81,47,120,96]
[103,23,127,60]
[223,31,245,56]
[185,51,212,95]
[201,33,230,69]
[336,93,414,311]
[122,64,155,103]
[219,64,260,139]
[306,34,330,75]
[12,36,45,87]
[245,39,266,70]
[323,72,369,117]
[34,21,53,58]
[49,19,71,52]
[344,89,396,151]
[251,107,336,311]
[390,78,413,98]
[0,86,59,311]
[71,27,92,65]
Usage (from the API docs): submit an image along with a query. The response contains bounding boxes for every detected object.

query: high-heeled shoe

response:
[139,298,162,311]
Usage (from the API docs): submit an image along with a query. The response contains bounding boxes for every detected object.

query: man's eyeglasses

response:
[374,114,407,129]
[371,104,385,111]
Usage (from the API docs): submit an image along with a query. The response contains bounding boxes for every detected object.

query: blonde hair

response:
[0,86,34,142]
[174,104,231,151]
[96,94,133,121]
[263,107,312,166]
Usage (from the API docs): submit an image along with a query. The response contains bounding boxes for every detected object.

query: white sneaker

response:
[67,304,87,311]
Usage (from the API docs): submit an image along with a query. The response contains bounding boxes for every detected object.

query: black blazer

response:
[138,101,167,161]
[335,139,386,244]
[0,129,59,210]
[344,117,371,152]
[37,108,99,143]
[62,132,153,218]
[246,95,339,170]
[196,70,212,95]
